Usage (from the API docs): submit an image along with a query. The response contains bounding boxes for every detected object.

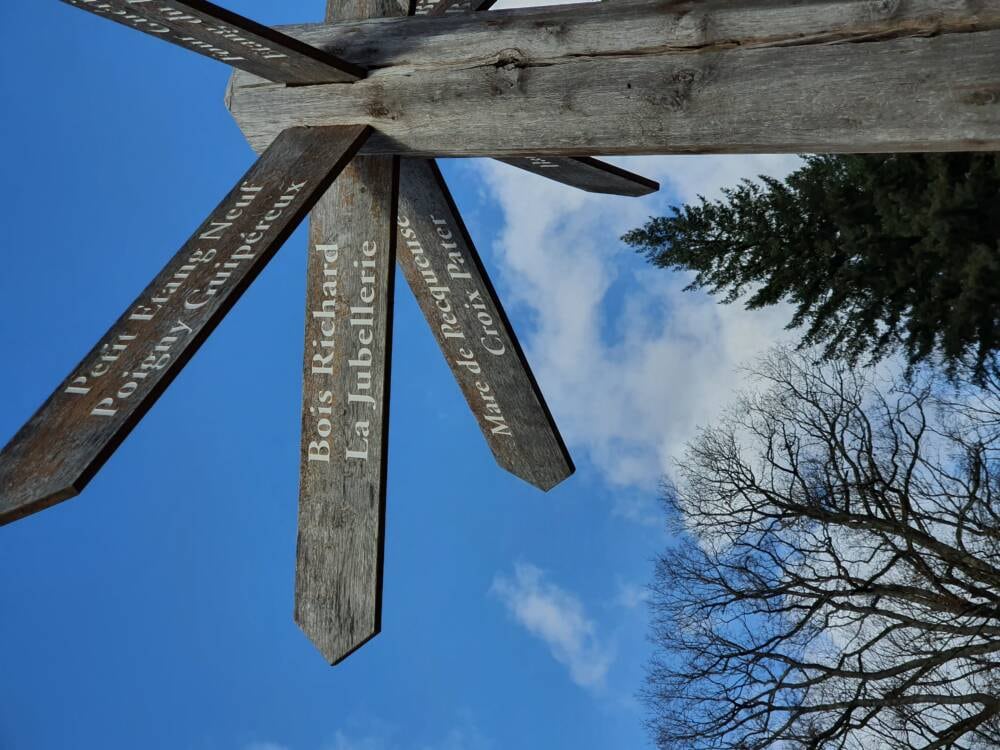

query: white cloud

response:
[614,582,650,610]
[247,721,490,750]
[476,154,802,492]
[418,725,491,750]
[327,733,389,750]
[491,563,613,689]
[651,154,805,204]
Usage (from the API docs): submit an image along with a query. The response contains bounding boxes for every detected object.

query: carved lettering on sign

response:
[396,159,572,490]
[296,156,398,666]
[60,0,363,84]
[397,213,513,437]
[0,124,371,526]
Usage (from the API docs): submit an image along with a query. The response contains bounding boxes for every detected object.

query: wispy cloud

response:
[326,732,389,750]
[417,725,492,750]
[244,717,490,750]
[476,154,801,493]
[614,582,650,610]
[491,563,613,689]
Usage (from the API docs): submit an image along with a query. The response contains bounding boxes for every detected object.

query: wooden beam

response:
[413,0,494,16]
[293,0,404,667]
[324,0,408,22]
[60,0,364,84]
[496,157,658,197]
[226,0,1000,156]
[397,159,574,490]
[297,156,399,665]
[409,0,661,196]
[395,0,575,490]
[0,125,370,527]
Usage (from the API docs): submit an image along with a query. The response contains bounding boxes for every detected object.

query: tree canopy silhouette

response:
[646,348,1000,749]
[623,154,1000,379]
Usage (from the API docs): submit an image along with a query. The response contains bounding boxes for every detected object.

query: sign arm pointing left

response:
[59,0,364,84]
[0,124,371,527]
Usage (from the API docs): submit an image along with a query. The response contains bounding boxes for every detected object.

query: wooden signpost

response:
[298,156,399,664]
[294,0,405,667]
[60,0,363,84]
[0,125,369,526]
[397,156,573,491]
[225,1,1000,157]
[4,0,996,663]
[496,157,659,197]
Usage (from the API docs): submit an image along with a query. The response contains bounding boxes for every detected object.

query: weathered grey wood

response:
[410,0,661,197]
[398,160,573,490]
[496,157,658,197]
[297,157,399,665]
[226,0,1000,156]
[293,0,404,667]
[325,0,408,22]
[0,124,370,527]
[413,0,494,16]
[231,0,1000,77]
[60,0,364,84]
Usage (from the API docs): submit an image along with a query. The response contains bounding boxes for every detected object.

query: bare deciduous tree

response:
[646,348,1000,749]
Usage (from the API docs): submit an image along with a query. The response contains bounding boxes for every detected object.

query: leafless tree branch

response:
[646,348,1000,749]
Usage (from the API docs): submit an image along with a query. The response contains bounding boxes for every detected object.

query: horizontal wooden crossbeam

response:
[227,0,1000,156]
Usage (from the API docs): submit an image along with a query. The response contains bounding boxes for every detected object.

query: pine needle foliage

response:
[623,154,1000,379]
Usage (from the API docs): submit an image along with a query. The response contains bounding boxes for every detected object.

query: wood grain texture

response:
[0,125,370,527]
[297,158,399,665]
[230,0,1000,75]
[325,0,408,23]
[398,160,573,490]
[60,0,364,84]
[292,0,405,667]
[411,0,661,197]
[496,157,659,197]
[413,0,495,16]
[226,0,1000,156]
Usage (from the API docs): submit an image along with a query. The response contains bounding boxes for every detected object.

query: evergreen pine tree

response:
[623,154,1000,377]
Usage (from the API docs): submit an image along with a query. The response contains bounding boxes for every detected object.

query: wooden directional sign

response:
[398,160,573,490]
[60,0,364,84]
[496,157,659,197]
[409,0,659,196]
[294,0,405,667]
[0,124,370,526]
[0,0,702,668]
[297,156,398,665]
[1,0,995,670]
[219,0,660,197]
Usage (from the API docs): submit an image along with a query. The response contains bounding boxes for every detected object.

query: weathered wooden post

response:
[226,1,1000,156]
[294,0,407,667]
[0,124,370,522]
[2,0,998,663]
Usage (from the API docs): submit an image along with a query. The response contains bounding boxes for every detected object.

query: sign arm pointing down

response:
[295,0,405,667]
[0,125,371,526]
[0,0,683,666]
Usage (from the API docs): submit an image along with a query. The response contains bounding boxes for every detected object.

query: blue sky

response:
[0,2,800,749]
